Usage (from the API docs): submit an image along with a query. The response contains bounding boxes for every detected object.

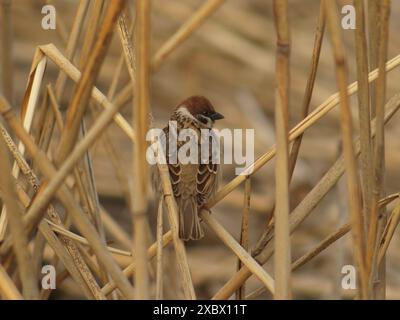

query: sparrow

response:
[152,96,224,241]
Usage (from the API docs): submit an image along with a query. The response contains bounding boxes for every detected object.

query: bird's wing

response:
[196,162,219,207]
[163,126,181,198]
[196,129,221,207]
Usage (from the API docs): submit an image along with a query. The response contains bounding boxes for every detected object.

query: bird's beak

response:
[210,112,224,121]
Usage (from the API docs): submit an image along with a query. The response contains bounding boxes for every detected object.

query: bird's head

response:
[176,96,224,128]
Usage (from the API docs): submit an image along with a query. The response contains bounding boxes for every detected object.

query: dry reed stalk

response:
[76,244,105,284]
[38,0,89,153]
[367,1,390,297]
[212,93,400,300]
[0,264,23,300]
[99,131,132,206]
[236,177,251,299]
[45,219,131,257]
[287,0,325,181]
[17,47,135,233]
[0,0,13,103]
[0,123,108,300]
[55,0,126,164]
[99,206,132,250]
[112,0,226,108]
[291,224,351,272]
[320,1,368,298]
[254,1,325,254]
[54,0,89,98]
[47,85,64,131]
[79,0,105,66]
[0,56,47,241]
[354,0,373,231]
[79,125,109,284]
[206,53,400,211]
[154,152,196,299]
[201,211,275,295]
[130,0,151,299]
[101,231,173,296]
[367,0,380,120]
[155,1,271,74]
[247,223,351,299]
[155,199,164,300]
[107,53,126,100]
[39,44,134,139]
[0,96,135,299]
[38,220,105,299]
[96,17,135,210]
[247,193,400,300]
[152,0,225,70]
[378,200,400,265]
[88,52,400,299]
[0,136,39,299]
[272,0,291,299]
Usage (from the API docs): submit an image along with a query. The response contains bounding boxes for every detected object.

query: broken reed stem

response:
[0,0,13,103]
[236,177,251,299]
[0,122,107,300]
[155,199,164,300]
[212,93,400,300]
[0,136,39,299]
[0,56,47,241]
[0,96,135,299]
[324,0,367,299]
[39,43,134,139]
[55,0,126,164]
[272,0,291,300]
[354,0,373,232]
[367,0,390,296]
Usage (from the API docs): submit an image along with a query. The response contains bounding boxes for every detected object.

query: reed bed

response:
[0,0,400,300]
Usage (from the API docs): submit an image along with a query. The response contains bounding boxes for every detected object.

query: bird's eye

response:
[198,114,209,124]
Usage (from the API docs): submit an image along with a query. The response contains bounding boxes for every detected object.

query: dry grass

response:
[1,0,400,300]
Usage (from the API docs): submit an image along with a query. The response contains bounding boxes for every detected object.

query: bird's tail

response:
[178,197,204,241]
